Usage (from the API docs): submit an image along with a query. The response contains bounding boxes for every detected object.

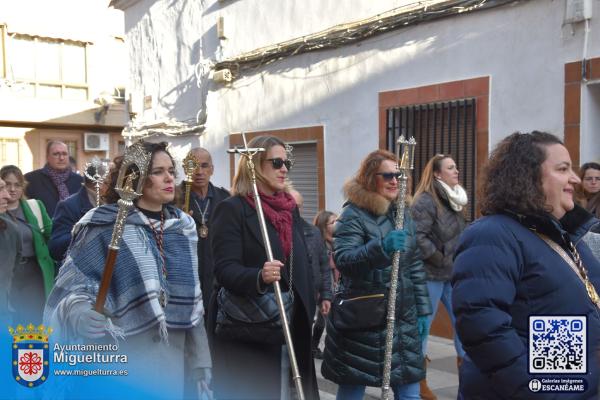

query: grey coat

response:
[0,214,20,320]
[410,184,466,281]
[300,217,333,302]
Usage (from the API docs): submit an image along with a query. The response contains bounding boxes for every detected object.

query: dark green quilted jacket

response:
[321,180,432,387]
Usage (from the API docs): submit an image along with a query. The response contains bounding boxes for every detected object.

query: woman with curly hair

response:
[321,149,431,400]
[577,162,600,218]
[452,131,600,399]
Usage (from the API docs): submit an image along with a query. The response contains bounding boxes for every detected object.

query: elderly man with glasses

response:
[24,140,83,217]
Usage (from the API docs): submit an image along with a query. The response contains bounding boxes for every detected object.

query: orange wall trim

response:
[564,57,600,167]
[378,76,489,181]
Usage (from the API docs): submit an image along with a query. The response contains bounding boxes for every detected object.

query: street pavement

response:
[315,335,459,400]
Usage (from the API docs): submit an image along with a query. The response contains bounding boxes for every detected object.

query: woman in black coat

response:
[208,135,318,400]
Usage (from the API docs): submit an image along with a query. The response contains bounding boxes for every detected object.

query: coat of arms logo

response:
[9,323,52,387]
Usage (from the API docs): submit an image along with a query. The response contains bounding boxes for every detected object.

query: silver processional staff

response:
[227,133,305,400]
[381,135,416,400]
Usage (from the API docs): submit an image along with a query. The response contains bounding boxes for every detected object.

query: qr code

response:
[529,316,586,374]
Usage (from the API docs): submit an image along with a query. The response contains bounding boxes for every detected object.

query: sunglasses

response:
[266,158,293,170]
[376,172,402,181]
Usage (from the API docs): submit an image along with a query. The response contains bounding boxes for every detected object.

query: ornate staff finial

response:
[94,141,152,314]
[114,141,151,203]
[83,157,110,207]
[226,133,265,182]
[181,151,200,214]
[396,135,416,172]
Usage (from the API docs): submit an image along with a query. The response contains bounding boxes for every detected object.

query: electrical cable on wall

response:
[214,0,519,79]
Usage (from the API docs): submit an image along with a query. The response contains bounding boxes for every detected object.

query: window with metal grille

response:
[385,99,477,221]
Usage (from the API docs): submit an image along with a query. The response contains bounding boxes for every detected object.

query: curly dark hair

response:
[102,141,174,204]
[479,131,563,216]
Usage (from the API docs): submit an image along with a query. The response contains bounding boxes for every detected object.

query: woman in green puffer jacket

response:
[321,149,432,400]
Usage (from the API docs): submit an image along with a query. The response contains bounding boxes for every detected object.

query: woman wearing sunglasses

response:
[208,135,318,399]
[410,154,467,398]
[321,149,431,400]
[577,162,600,218]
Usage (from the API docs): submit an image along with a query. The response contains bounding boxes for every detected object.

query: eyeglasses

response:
[376,172,402,181]
[584,177,600,182]
[195,162,212,170]
[266,158,293,171]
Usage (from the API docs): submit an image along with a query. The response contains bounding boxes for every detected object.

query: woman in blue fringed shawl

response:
[44,142,212,399]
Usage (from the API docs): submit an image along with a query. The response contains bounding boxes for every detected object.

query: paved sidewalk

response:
[315,335,459,399]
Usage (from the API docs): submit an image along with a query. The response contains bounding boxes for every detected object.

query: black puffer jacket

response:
[321,181,431,387]
[410,182,466,281]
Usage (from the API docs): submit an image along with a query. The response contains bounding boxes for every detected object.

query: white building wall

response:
[1,0,128,171]
[121,0,600,210]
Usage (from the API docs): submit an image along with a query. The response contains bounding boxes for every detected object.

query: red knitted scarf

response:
[245,191,296,259]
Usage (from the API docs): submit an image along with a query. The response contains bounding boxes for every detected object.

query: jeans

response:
[336,382,420,400]
[422,280,465,358]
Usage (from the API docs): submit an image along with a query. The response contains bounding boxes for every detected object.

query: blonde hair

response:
[231,135,290,196]
[414,154,454,208]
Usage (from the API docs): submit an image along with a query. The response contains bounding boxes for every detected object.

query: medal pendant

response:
[585,281,600,307]
[199,224,209,238]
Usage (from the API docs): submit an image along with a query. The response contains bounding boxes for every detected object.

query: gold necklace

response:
[536,232,600,308]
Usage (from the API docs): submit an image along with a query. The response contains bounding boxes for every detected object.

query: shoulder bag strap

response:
[26,198,44,233]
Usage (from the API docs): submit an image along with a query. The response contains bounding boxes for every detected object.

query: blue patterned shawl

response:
[44,204,202,340]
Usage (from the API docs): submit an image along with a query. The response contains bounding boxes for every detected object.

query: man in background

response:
[25,141,83,217]
[185,147,230,317]
[49,163,108,263]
